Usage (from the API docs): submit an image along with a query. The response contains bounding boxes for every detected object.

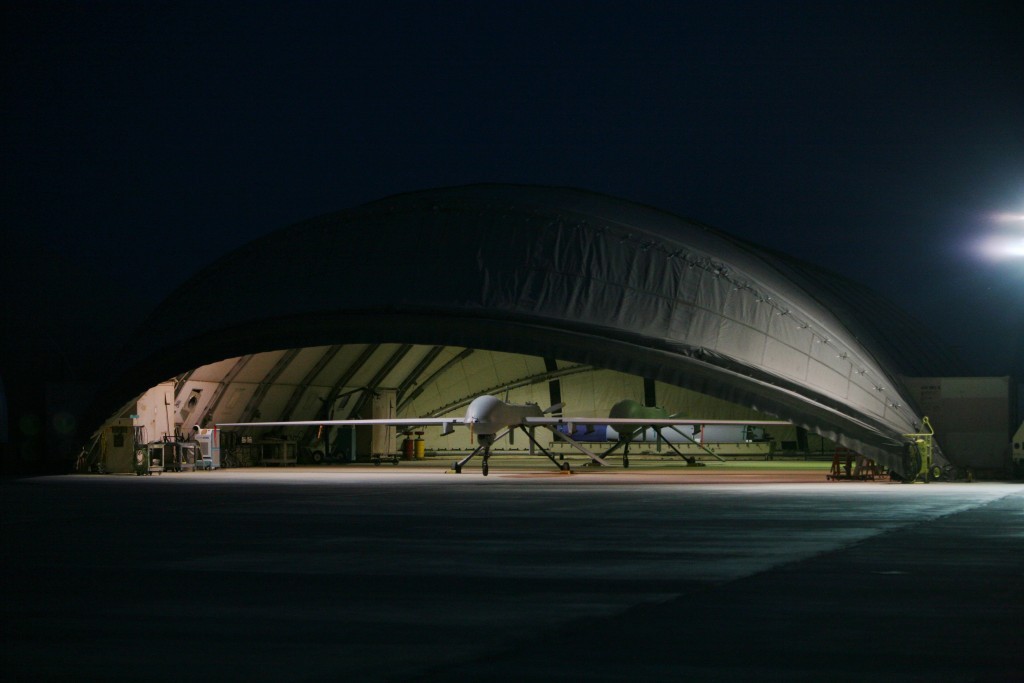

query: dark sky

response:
[2,0,1022,382]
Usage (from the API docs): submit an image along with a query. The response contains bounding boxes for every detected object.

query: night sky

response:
[3,1,1022,385]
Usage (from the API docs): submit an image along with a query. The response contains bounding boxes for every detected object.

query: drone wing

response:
[524,417,790,428]
[218,417,468,435]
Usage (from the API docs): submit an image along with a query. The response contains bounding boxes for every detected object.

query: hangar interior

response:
[94,343,815,473]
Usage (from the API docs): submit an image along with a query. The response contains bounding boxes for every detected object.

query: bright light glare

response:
[991,212,1024,223]
[978,235,1024,260]
[977,210,1024,261]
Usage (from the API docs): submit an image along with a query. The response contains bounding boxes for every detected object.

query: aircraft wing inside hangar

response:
[86,184,965,475]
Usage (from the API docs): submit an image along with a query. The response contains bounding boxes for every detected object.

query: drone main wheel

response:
[451,461,462,474]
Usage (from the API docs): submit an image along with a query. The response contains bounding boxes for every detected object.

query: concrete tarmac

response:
[1,467,1021,682]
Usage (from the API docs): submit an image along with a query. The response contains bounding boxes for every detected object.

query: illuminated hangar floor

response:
[2,469,1022,682]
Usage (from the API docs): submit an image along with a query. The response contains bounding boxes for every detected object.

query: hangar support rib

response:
[296,344,380,450]
[395,345,446,407]
[398,348,475,411]
[425,364,593,417]
[276,345,344,422]
[199,355,255,435]
[236,348,303,425]
[346,344,413,418]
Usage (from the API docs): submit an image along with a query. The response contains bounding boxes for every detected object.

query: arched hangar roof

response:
[95,184,959,470]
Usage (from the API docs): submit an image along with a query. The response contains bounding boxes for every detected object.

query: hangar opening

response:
[82,185,968,479]
[96,344,820,473]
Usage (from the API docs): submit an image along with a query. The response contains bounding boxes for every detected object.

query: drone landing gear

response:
[449,427,573,476]
[659,435,708,467]
[592,438,631,469]
[521,427,571,474]
[452,439,491,475]
[601,430,712,468]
